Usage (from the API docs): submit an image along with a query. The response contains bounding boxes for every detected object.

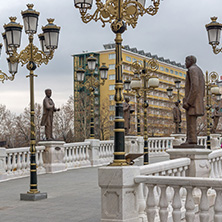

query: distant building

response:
[73,44,186,140]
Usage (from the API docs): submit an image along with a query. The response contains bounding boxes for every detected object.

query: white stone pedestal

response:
[125,136,144,166]
[167,148,211,177]
[85,139,101,166]
[38,141,66,173]
[210,134,221,150]
[98,166,140,222]
[170,134,186,146]
[0,148,7,180]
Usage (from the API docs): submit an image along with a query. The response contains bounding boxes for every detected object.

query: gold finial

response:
[211,17,218,22]
[9,16,17,23]
[47,18,55,24]
[27,4,34,9]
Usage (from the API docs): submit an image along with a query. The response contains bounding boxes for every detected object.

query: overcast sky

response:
[0,0,222,114]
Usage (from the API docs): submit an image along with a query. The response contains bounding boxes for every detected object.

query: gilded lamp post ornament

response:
[76,54,108,139]
[205,71,221,148]
[74,0,162,166]
[206,17,222,54]
[124,58,159,165]
[3,4,60,200]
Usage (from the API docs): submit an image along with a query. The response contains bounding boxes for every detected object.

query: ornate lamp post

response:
[74,0,162,165]
[76,54,108,139]
[3,4,60,200]
[206,17,222,54]
[205,71,220,149]
[166,80,182,133]
[0,38,16,83]
[124,59,159,165]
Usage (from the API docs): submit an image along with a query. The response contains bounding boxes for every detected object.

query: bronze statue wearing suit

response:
[211,105,221,133]
[183,56,205,145]
[41,89,60,140]
[173,101,182,134]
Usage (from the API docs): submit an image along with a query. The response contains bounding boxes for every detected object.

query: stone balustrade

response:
[3,146,45,181]
[64,141,91,169]
[209,149,222,178]
[148,137,174,153]
[135,176,222,222]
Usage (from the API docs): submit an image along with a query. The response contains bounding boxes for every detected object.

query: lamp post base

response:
[20,192,47,201]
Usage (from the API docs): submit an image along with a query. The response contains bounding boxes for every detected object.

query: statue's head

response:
[185,55,197,69]
[45,89,52,98]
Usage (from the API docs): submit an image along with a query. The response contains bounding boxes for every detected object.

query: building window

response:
[175,71,178,75]
[165,68,169,72]
[109,74,115,80]
[109,115,114,121]
[179,72,183,76]
[109,95,114,100]
[109,64,115,70]
[160,66,164,71]
[170,70,174,74]
[184,74,186,77]
[126,56,131,62]
[109,85,115,90]
[132,58,137,62]
[109,105,115,111]
[109,54,115,60]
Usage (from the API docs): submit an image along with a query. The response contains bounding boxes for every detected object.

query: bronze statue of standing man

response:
[173,101,182,134]
[182,56,205,146]
[41,89,60,140]
[123,97,131,135]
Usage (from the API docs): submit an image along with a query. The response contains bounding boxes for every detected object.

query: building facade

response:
[73,44,187,141]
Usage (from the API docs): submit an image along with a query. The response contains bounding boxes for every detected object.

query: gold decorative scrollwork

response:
[9,43,54,67]
[0,70,15,83]
[79,0,160,29]
[147,58,159,72]
[131,61,142,73]
[209,71,219,83]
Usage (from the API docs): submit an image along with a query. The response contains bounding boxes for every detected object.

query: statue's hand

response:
[183,102,189,110]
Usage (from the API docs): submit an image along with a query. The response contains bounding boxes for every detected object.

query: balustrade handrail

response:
[135,175,222,187]
[139,158,190,175]
[100,140,114,144]
[6,146,45,153]
[64,141,90,147]
[209,149,222,159]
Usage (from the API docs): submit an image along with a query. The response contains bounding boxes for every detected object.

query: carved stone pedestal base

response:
[167,148,211,177]
[38,141,66,173]
[20,192,47,201]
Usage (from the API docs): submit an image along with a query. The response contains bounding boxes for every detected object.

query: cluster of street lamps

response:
[124,58,159,164]
[74,0,163,166]
[76,54,109,139]
[1,4,60,200]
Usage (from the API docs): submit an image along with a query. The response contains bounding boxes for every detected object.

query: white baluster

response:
[11,152,17,175]
[159,185,168,222]
[199,187,209,222]
[214,188,222,222]
[172,186,182,221]
[7,153,13,175]
[137,183,147,221]
[210,159,215,178]
[21,151,26,173]
[146,184,156,222]
[185,186,195,222]
[16,152,22,175]
[219,157,222,178]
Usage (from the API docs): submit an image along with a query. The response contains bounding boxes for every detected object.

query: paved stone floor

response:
[0,167,100,222]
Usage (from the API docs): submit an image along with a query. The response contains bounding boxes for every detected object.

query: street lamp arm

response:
[8,43,54,67]
[212,45,222,54]
[78,0,160,28]
[0,70,15,83]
